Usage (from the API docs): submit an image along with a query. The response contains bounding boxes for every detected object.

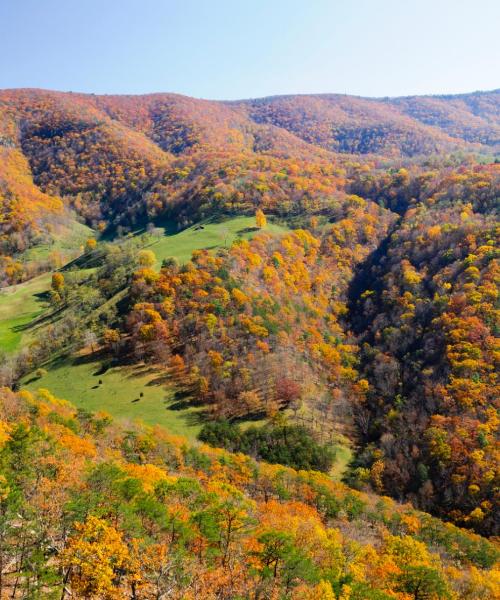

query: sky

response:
[1,0,499,100]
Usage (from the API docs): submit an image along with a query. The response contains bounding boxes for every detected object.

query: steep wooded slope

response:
[347,163,500,536]
[0,386,497,598]
[234,89,500,156]
[0,89,498,543]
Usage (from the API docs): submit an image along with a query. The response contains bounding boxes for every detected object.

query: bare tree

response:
[83,330,98,353]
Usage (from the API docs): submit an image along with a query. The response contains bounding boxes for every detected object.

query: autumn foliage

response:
[348,173,499,536]
[127,199,391,426]
[0,88,499,554]
[0,386,497,598]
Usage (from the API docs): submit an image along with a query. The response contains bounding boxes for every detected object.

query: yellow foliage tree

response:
[138,249,157,267]
[61,516,131,598]
[85,238,97,253]
[51,272,65,292]
[256,208,267,229]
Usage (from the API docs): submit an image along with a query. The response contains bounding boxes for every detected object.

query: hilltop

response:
[0,87,498,260]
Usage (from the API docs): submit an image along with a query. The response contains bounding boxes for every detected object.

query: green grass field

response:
[1,216,287,356]
[2,216,287,351]
[22,356,351,478]
[20,219,94,263]
[8,215,358,475]
[330,439,353,480]
[1,218,95,354]
[0,273,52,352]
[146,216,288,266]
[22,357,205,440]
[0,268,95,354]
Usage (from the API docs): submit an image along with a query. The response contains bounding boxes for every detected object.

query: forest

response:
[0,87,498,598]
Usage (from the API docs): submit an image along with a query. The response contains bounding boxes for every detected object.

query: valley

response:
[0,86,498,598]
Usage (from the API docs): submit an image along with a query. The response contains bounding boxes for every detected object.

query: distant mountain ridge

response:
[2,87,500,157]
[0,87,498,256]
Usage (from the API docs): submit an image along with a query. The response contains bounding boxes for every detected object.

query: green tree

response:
[395,565,452,600]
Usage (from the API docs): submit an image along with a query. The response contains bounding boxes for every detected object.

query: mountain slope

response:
[234,89,500,156]
[385,89,500,146]
[233,94,460,156]
[0,87,498,254]
[0,386,497,598]
[0,88,498,545]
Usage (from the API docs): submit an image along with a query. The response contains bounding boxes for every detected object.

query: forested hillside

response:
[1,87,499,268]
[0,386,497,598]
[347,163,499,536]
[0,87,498,597]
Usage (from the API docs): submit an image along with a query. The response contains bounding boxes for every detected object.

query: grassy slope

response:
[9,216,350,480]
[24,360,351,475]
[146,217,288,266]
[20,219,94,263]
[1,220,94,353]
[15,216,293,443]
[23,358,204,440]
[7,216,350,478]
[2,217,288,354]
[0,273,51,352]
[330,439,353,480]
[0,268,95,354]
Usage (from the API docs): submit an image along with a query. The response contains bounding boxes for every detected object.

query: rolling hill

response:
[0,87,498,264]
[0,87,498,558]
[0,87,498,278]
[0,385,498,598]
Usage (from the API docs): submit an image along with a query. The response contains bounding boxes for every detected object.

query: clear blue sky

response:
[1,0,499,99]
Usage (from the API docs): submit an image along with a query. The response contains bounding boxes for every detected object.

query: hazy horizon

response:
[1,86,498,103]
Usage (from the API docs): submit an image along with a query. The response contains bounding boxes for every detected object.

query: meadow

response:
[23,357,204,440]
[145,216,288,266]
[0,272,51,352]
[14,216,299,448]
[2,216,287,354]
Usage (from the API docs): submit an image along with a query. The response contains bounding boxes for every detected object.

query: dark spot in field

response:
[237,227,259,234]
